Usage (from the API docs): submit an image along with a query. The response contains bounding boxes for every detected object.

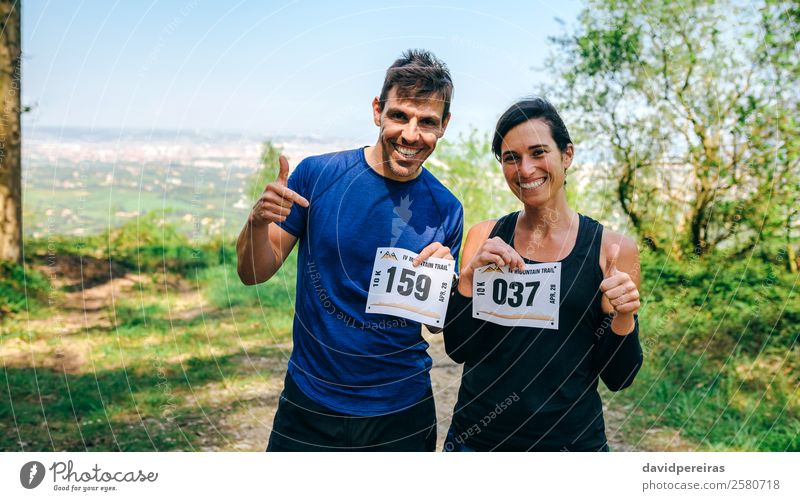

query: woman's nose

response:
[518,157,537,177]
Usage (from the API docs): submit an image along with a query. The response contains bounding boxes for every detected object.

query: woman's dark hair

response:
[379,49,454,118]
[491,98,572,160]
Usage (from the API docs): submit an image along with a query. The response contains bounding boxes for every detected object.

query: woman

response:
[442,98,643,452]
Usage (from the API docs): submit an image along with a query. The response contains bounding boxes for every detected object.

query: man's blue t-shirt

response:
[276,147,463,416]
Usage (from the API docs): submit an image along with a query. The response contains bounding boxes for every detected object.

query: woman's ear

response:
[562,143,574,169]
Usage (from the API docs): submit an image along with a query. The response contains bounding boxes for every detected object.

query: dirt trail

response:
[204,330,461,452]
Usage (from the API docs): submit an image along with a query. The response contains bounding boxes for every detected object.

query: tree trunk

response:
[0,0,21,264]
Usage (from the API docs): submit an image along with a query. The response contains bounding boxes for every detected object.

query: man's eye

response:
[389,112,405,120]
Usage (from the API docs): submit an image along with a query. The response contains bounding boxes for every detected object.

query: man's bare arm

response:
[236,155,307,285]
[236,219,297,285]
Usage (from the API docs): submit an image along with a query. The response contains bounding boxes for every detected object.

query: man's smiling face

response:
[372,87,450,181]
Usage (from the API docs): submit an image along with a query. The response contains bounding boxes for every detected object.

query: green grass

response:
[605,347,799,451]
[199,252,298,311]
[1,345,286,451]
[1,239,296,451]
[0,262,50,317]
[602,250,800,451]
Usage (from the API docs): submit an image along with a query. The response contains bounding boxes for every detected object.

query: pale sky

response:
[23,0,584,141]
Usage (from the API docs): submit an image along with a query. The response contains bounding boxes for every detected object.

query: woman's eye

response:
[532,149,545,157]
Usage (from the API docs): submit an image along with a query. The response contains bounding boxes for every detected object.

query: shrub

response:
[0,261,51,317]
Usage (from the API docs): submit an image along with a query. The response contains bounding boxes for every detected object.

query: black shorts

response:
[266,373,437,451]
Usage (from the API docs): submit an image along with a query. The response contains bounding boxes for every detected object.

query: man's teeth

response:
[396,145,422,158]
[520,178,546,189]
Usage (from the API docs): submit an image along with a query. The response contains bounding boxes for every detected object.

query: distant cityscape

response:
[22,127,356,239]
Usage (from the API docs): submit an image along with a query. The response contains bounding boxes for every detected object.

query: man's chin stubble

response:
[381,150,417,178]
[390,163,420,178]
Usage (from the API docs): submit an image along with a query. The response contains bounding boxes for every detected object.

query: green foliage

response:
[641,248,799,353]
[25,211,222,276]
[574,10,641,77]
[545,0,800,259]
[432,130,519,231]
[608,249,800,450]
[0,261,50,316]
[200,252,297,311]
[107,211,219,272]
[246,141,283,202]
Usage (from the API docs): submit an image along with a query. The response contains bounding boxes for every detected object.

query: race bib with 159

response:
[366,247,455,326]
[472,262,561,329]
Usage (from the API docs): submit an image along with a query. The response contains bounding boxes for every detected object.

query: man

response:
[237,49,464,451]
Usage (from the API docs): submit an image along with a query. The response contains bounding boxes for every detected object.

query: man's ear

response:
[439,112,451,137]
[372,97,382,127]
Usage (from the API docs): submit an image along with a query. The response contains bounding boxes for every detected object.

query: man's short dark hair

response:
[379,49,453,118]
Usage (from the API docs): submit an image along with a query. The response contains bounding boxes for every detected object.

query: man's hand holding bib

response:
[366,246,455,326]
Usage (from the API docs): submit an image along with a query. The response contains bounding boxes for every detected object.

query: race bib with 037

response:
[472,262,561,329]
[366,247,455,326]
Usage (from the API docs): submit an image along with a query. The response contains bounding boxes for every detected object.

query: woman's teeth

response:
[520,177,546,189]
[395,145,421,158]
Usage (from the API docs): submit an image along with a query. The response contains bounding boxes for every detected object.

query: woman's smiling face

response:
[499,118,573,206]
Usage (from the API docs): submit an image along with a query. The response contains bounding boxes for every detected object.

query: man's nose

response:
[401,118,421,143]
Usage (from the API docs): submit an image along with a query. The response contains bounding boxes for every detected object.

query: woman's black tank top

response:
[451,211,609,451]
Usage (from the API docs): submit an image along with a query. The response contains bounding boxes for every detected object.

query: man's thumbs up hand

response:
[277,154,291,184]
[249,155,310,227]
